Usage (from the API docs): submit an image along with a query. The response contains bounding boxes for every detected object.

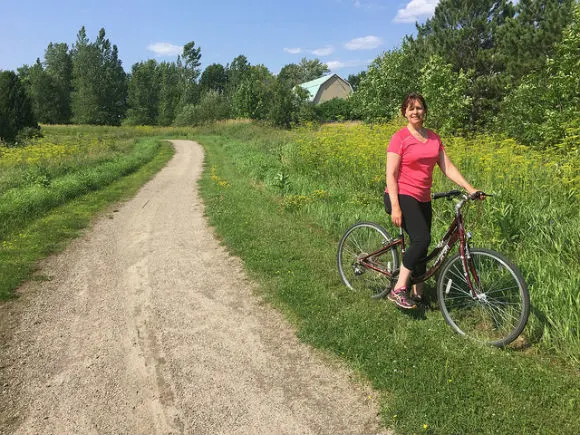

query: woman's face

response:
[404,99,425,127]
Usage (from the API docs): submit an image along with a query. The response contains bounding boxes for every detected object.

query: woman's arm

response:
[386,152,403,227]
[437,149,478,194]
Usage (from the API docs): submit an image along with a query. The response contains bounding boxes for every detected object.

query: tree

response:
[126,60,159,125]
[420,55,471,135]
[277,58,330,88]
[347,71,366,92]
[496,0,575,86]
[411,0,516,128]
[20,59,62,124]
[70,27,127,125]
[350,45,418,122]
[0,70,38,143]
[232,64,275,120]
[70,27,102,124]
[179,41,202,106]
[268,78,311,128]
[497,2,580,148]
[157,62,181,126]
[225,54,250,97]
[277,63,303,87]
[17,43,73,125]
[298,58,329,81]
[95,28,127,124]
[44,42,73,123]
[199,63,227,94]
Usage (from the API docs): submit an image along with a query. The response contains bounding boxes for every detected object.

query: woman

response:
[385,93,479,309]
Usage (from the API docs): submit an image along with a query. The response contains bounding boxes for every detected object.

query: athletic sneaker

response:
[387,287,417,310]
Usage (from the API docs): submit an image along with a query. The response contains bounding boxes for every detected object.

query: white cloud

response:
[393,0,439,23]
[344,35,383,50]
[325,59,371,71]
[147,42,183,57]
[284,47,302,54]
[284,46,334,56]
[312,46,335,56]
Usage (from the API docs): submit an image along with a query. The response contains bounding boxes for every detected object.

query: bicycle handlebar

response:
[432,190,491,200]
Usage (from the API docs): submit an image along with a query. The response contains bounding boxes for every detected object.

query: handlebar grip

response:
[432,190,462,200]
[469,191,491,200]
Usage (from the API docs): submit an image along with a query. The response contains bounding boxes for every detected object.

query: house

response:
[297,74,353,105]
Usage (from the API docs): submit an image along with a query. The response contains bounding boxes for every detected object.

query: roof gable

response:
[297,74,352,102]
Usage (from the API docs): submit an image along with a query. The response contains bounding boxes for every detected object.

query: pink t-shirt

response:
[385,127,444,202]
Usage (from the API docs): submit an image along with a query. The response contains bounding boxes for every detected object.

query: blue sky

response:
[0,0,440,77]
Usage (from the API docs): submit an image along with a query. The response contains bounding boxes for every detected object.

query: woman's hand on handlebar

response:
[469,190,488,200]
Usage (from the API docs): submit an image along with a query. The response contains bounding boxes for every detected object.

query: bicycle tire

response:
[337,222,400,299]
[437,248,530,347]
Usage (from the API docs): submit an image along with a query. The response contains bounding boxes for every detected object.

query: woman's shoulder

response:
[392,126,411,139]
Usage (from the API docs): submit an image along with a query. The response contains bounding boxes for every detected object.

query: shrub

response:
[173,91,231,126]
[315,98,354,122]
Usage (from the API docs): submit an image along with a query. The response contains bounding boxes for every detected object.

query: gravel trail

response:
[0,140,387,434]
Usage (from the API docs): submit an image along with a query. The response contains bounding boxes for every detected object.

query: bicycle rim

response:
[437,249,530,347]
[337,222,399,299]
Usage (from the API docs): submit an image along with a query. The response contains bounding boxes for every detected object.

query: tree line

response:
[1,0,578,149]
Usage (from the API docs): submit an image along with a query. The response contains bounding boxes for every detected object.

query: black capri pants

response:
[384,192,432,276]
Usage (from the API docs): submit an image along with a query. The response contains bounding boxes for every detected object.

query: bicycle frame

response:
[359,193,482,296]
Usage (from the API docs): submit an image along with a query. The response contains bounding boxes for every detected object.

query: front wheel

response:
[337,222,400,299]
[437,248,530,347]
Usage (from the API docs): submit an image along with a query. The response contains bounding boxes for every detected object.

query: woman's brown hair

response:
[401,93,427,117]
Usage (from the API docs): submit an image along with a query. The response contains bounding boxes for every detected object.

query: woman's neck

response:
[407,124,426,135]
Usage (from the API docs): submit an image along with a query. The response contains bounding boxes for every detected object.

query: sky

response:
[0,0,441,78]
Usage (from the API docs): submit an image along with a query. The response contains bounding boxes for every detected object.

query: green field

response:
[1,122,579,434]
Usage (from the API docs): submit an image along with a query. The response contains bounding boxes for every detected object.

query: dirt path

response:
[0,140,387,435]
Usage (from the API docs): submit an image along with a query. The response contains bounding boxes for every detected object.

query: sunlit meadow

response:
[206,121,579,361]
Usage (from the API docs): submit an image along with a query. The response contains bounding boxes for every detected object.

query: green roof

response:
[298,75,336,101]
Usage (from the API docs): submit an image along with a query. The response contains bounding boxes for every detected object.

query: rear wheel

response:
[337,222,400,299]
[437,248,529,347]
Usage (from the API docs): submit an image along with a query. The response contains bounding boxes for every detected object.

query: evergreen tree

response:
[411,0,515,128]
[21,59,61,123]
[497,2,580,148]
[71,27,100,124]
[496,0,575,86]
[71,27,127,125]
[0,70,38,143]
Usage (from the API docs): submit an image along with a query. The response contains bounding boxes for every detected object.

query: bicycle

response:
[337,190,530,347]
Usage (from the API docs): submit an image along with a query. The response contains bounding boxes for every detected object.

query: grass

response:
[195,125,580,434]
[195,120,580,363]
[0,136,175,299]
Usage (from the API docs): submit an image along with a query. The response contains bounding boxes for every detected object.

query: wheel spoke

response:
[338,223,400,299]
[438,249,529,347]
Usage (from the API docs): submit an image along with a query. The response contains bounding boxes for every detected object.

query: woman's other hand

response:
[391,205,403,227]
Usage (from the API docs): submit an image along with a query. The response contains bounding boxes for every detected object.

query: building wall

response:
[314,76,352,104]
